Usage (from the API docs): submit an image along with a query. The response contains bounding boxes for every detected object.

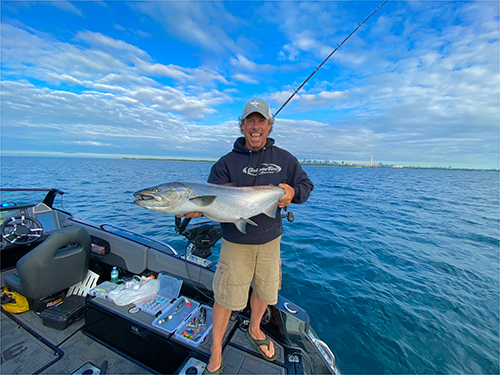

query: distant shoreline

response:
[122,157,498,172]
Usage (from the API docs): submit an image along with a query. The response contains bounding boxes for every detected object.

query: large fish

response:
[133,181,284,234]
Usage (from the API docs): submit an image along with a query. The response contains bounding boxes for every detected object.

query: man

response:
[182,98,313,374]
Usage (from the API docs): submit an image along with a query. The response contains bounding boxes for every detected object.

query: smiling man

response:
[182,99,313,374]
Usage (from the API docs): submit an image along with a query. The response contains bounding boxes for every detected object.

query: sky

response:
[1,1,499,169]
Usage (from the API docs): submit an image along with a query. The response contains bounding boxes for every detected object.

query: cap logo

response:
[249,100,260,108]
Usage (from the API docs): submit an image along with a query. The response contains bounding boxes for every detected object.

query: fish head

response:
[133,182,190,213]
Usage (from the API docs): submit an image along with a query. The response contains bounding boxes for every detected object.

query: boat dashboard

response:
[0,201,70,272]
[1,203,63,246]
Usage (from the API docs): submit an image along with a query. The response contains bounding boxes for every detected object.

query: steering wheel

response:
[1,216,43,245]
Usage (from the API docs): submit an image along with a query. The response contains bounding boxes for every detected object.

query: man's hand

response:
[278,183,295,208]
[176,212,203,219]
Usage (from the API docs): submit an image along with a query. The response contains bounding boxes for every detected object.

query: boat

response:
[0,188,341,375]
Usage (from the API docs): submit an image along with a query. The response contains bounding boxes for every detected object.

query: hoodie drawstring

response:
[254,148,266,186]
[243,147,266,186]
[243,151,252,187]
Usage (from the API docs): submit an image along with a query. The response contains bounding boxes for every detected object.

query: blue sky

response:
[1,1,499,169]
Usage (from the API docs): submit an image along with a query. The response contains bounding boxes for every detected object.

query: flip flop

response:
[203,361,223,375]
[245,330,278,362]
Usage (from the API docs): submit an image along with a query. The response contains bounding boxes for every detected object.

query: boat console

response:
[1,189,69,270]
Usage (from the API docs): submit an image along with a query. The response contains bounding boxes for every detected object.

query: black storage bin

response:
[41,295,86,330]
[84,297,191,374]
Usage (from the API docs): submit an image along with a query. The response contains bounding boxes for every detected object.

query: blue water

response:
[1,156,499,374]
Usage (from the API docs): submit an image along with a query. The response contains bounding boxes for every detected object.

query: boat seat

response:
[4,226,91,306]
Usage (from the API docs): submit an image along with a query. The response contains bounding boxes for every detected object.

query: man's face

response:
[241,112,272,151]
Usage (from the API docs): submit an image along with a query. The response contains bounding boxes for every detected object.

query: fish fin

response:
[234,219,247,234]
[233,218,258,234]
[189,195,216,207]
[242,217,258,227]
[263,200,280,219]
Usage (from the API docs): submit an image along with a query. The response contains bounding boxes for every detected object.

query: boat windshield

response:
[0,188,64,210]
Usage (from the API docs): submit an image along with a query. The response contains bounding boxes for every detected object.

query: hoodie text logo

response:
[243,163,282,176]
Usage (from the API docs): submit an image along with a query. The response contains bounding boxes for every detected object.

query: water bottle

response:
[110,267,119,283]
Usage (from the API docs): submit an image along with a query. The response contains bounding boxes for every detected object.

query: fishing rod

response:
[273,0,389,118]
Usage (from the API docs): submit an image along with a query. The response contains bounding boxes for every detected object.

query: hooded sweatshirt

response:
[208,137,314,244]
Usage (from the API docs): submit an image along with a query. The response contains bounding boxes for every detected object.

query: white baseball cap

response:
[241,99,272,120]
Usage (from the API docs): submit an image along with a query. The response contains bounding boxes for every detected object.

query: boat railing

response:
[311,338,340,374]
[99,223,178,256]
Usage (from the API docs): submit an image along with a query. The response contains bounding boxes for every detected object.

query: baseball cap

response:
[241,99,272,120]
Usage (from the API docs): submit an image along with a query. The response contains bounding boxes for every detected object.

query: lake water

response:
[1,156,499,374]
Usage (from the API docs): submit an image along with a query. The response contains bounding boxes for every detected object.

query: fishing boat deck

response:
[1,268,291,375]
[0,188,338,375]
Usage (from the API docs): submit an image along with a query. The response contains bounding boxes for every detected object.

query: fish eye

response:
[152,188,158,193]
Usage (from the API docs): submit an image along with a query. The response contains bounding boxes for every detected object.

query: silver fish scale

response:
[177,182,284,223]
[134,181,285,233]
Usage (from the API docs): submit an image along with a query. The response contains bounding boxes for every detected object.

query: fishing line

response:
[273,0,389,118]
[183,242,215,303]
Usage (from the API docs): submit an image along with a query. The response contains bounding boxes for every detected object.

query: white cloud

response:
[76,30,148,57]
[1,22,230,120]
[230,54,257,71]
[50,1,83,17]
[64,140,113,147]
[232,74,258,84]
[132,2,242,55]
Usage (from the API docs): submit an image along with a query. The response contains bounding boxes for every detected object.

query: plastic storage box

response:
[135,273,183,316]
[88,281,120,300]
[174,305,213,348]
[41,295,86,330]
[152,297,199,334]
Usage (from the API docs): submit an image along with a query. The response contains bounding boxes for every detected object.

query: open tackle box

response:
[135,273,184,316]
[174,304,213,348]
[85,273,218,374]
[148,274,213,346]
[152,296,199,333]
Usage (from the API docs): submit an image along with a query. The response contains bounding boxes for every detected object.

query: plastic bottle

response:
[110,267,119,283]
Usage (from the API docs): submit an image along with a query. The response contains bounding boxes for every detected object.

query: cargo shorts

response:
[212,236,282,311]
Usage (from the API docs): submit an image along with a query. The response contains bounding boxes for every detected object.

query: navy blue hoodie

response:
[208,137,314,244]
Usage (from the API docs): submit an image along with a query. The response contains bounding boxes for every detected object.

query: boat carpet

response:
[6,309,84,347]
[39,331,152,375]
[1,313,61,374]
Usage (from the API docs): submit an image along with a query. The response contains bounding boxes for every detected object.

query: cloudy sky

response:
[1,1,498,169]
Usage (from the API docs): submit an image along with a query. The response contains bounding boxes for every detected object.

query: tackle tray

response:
[88,281,120,300]
[135,273,183,316]
[152,296,199,334]
[174,305,213,348]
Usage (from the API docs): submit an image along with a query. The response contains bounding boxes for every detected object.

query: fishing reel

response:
[281,206,294,222]
[175,217,221,259]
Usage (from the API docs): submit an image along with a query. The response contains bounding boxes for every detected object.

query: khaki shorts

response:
[212,236,282,311]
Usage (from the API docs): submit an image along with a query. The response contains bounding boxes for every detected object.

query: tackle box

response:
[174,304,213,348]
[41,295,86,330]
[88,281,120,300]
[135,273,183,316]
[152,296,199,334]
